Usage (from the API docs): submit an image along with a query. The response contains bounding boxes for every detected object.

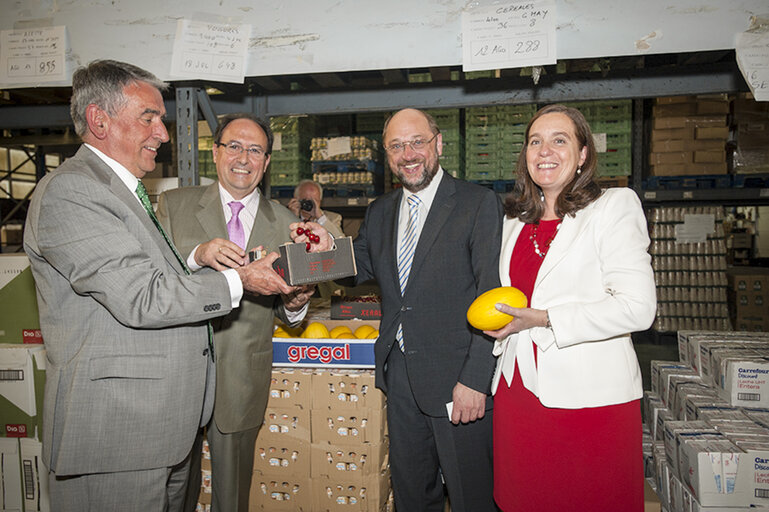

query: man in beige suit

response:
[157,113,315,512]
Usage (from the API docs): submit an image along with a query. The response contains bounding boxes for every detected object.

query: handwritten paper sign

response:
[0,26,67,84]
[736,25,769,102]
[461,0,556,72]
[170,19,250,83]
[675,214,715,244]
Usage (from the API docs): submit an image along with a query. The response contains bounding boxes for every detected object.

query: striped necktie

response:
[395,194,421,352]
[136,180,214,359]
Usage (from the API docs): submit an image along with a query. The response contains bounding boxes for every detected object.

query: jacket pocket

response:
[89,355,167,380]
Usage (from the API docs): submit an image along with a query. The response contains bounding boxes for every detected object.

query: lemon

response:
[354,325,376,339]
[301,322,330,339]
[329,326,354,338]
[466,286,527,331]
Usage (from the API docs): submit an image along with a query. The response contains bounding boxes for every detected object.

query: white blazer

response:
[492,187,656,409]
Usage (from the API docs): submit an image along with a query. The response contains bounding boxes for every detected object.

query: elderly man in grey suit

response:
[22,60,313,511]
[330,108,502,511]
[156,113,315,512]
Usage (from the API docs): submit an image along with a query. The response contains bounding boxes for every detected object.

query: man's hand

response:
[235,251,296,296]
[450,382,487,425]
[194,238,246,270]
[282,284,316,311]
[290,221,333,252]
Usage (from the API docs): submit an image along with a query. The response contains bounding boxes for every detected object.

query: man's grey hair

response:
[70,59,168,136]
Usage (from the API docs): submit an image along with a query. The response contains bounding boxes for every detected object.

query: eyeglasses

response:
[216,141,267,160]
[384,133,438,154]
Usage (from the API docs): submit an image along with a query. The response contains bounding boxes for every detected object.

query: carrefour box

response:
[0,437,23,511]
[253,437,311,478]
[269,237,357,286]
[311,407,386,446]
[268,368,315,409]
[716,355,769,408]
[311,470,391,512]
[19,437,50,512]
[311,370,384,411]
[261,406,311,443]
[0,254,43,344]
[310,439,388,478]
[249,470,311,511]
[0,344,46,438]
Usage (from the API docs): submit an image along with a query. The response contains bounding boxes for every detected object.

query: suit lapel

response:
[196,184,227,240]
[406,174,455,286]
[249,195,283,252]
[80,148,186,275]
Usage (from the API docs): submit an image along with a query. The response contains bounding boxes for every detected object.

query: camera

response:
[299,199,314,212]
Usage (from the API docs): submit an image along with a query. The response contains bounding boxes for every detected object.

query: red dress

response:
[493,219,643,512]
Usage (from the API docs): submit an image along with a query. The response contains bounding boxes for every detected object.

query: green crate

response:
[465,164,504,181]
[596,148,631,177]
[564,100,632,121]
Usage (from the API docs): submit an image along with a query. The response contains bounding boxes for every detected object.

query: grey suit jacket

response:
[23,146,233,475]
[156,183,298,433]
[348,171,503,416]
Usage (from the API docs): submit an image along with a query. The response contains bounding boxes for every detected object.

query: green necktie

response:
[136,180,215,360]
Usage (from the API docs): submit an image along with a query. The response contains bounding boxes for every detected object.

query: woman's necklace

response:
[529,221,562,258]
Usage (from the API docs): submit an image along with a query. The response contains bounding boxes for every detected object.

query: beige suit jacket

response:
[157,183,298,433]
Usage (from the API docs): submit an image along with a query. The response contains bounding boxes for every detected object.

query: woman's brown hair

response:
[503,104,601,222]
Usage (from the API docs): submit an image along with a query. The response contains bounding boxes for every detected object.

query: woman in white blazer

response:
[484,104,656,511]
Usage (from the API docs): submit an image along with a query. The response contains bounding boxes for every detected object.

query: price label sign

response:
[736,27,769,102]
[461,0,556,72]
[0,26,67,85]
[170,19,250,83]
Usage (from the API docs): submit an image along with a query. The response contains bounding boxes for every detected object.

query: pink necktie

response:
[227,201,246,249]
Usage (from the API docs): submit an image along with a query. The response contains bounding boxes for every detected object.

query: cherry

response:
[296,227,305,235]
[305,242,312,251]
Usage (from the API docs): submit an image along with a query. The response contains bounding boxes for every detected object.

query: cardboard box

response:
[644,479,662,512]
[649,151,692,165]
[268,368,315,409]
[19,437,50,512]
[716,356,769,407]
[695,126,729,140]
[271,237,357,286]
[311,370,384,411]
[311,440,388,479]
[0,254,43,344]
[253,437,311,477]
[652,115,726,130]
[650,139,725,153]
[649,162,727,176]
[0,437,23,511]
[330,296,381,321]
[311,407,387,446]
[734,315,769,332]
[0,344,46,438]
[311,471,391,512]
[261,406,312,443]
[249,470,312,511]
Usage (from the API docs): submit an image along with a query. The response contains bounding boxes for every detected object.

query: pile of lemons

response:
[273,322,379,340]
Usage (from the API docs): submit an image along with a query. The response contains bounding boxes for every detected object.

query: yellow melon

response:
[354,325,376,339]
[301,322,330,339]
[329,326,354,338]
[466,286,527,331]
[366,330,379,339]
[335,332,357,339]
[272,328,290,338]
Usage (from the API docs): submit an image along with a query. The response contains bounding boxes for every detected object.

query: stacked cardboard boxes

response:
[649,95,730,177]
[644,331,769,512]
[727,267,769,332]
[249,368,390,511]
[0,254,50,511]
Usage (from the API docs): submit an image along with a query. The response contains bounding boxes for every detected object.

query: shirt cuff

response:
[530,326,555,352]
[187,244,203,271]
[222,268,244,308]
[285,302,309,323]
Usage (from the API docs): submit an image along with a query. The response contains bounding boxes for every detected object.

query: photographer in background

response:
[288,179,345,237]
